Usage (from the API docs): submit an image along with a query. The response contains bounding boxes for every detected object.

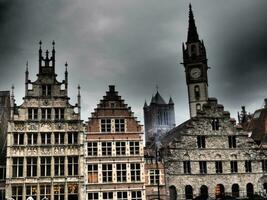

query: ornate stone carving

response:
[14,123,25,131]
[28,123,38,131]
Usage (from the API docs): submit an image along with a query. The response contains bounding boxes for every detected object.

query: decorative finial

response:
[26,61,28,70]
[52,40,55,47]
[39,40,42,49]
[65,62,68,67]
[78,84,81,91]
[11,84,14,96]
[46,50,49,59]
[156,85,159,92]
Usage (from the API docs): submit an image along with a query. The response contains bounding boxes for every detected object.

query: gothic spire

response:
[187,4,199,43]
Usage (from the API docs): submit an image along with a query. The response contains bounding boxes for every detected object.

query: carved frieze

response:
[14,123,25,131]
[28,123,38,131]
[40,122,53,131]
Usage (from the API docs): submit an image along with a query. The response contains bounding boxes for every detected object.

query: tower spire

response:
[77,85,81,119]
[25,61,29,96]
[187,4,199,42]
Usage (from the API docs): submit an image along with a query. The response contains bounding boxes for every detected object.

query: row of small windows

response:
[101,119,125,132]
[183,160,260,174]
[87,141,140,156]
[28,108,65,120]
[12,184,78,200]
[12,156,78,178]
[88,191,142,200]
[196,135,236,148]
[13,132,78,145]
[88,163,141,183]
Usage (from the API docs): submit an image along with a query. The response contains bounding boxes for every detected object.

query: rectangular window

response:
[13,133,24,145]
[102,142,112,156]
[26,185,37,200]
[262,160,267,172]
[229,136,237,148]
[68,132,78,144]
[28,108,38,120]
[68,156,78,176]
[54,185,64,200]
[197,135,205,148]
[149,169,159,185]
[130,141,139,155]
[41,108,52,120]
[101,119,111,132]
[42,85,52,96]
[199,161,207,174]
[116,164,127,182]
[88,193,99,200]
[40,185,51,200]
[41,132,51,145]
[116,141,126,155]
[12,186,23,200]
[215,161,223,174]
[103,192,113,200]
[117,191,128,200]
[27,133,37,145]
[131,163,141,182]
[55,108,65,120]
[0,166,5,180]
[211,118,220,130]
[55,132,65,144]
[245,160,252,173]
[183,161,191,174]
[55,157,65,176]
[231,161,238,173]
[88,142,98,156]
[40,157,51,176]
[12,157,23,177]
[27,157,37,177]
[115,119,125,132]
[131,191,142,200]
[102,164,112,183]
[88,164,98,183]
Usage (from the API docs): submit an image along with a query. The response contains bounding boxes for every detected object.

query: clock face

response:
[190,68,201,79]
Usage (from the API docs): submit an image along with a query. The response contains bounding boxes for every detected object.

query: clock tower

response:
[182,4,209,118]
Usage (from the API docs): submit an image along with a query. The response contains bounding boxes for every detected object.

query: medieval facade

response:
[5,42,84,200]
[85,85,146,200]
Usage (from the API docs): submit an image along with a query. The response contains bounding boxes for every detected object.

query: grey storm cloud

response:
[0,0,267,124]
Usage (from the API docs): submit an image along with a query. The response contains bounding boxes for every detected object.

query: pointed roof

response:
[153,91,166,104]
[144,100,148,108]
[168,97,174,105]
[187,4,199,43]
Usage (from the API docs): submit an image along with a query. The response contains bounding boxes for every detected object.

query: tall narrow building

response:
[86,85,146,200]
[6,42,84,200]
[182,4,209,118]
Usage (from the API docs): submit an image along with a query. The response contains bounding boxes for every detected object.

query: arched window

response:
[215,184,225,198]
[196,104,201,111]
[185,185,193,199]
[169,185,177,200]
[246,183,254,198]
[200,185,208,198]
[232,184,240,197]
[191,45,197,58]
[194,86,200,99]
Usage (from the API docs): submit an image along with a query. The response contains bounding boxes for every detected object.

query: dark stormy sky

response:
[1,0,267,124]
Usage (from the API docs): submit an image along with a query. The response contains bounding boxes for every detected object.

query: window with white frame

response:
[54,185,64,200]
[68,156,78,176]
[40,157,51,176]
[12,186,23,200]
[102,142,112,156]
[55,157,65,176]
[12,157,23,177]
[115,119,125,132]
[87,142,98,156]
[26,185,37,200]
[149,169,159,185]
[102,164,112,183]
[40,185,51,200]
[117,191,128,200]
[55,132,65,144]
[88,193,99,200]
[55,108,64,120]
[103,192,113,200]
[131,191,142,200]
[101,119,111,132]
[116,141,126,155]
[27,157,37,177]
[116,163,126,182]
[13,133,24,145]
[131,163,141,182]
[41,132,51,145]
[88,164,98,183]
[27,133,37,145]
[68,132,78,144]
[28,108,38,120]
[130,141,139,155]
[41,108,52,120]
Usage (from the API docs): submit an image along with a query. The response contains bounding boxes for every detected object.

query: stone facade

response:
[85,85,146,200]
[5,42,84,200]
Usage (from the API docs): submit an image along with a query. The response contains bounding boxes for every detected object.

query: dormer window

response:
[42,85,51,96]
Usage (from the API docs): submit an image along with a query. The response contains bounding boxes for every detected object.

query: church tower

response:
[182,4,209,118]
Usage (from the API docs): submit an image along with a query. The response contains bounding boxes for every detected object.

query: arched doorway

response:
[200,185,208,199]
[169,185,177,200]
[246,183,254,198]
[185,185,193,199]
[215,184,225,198]
[232,184,240,198]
